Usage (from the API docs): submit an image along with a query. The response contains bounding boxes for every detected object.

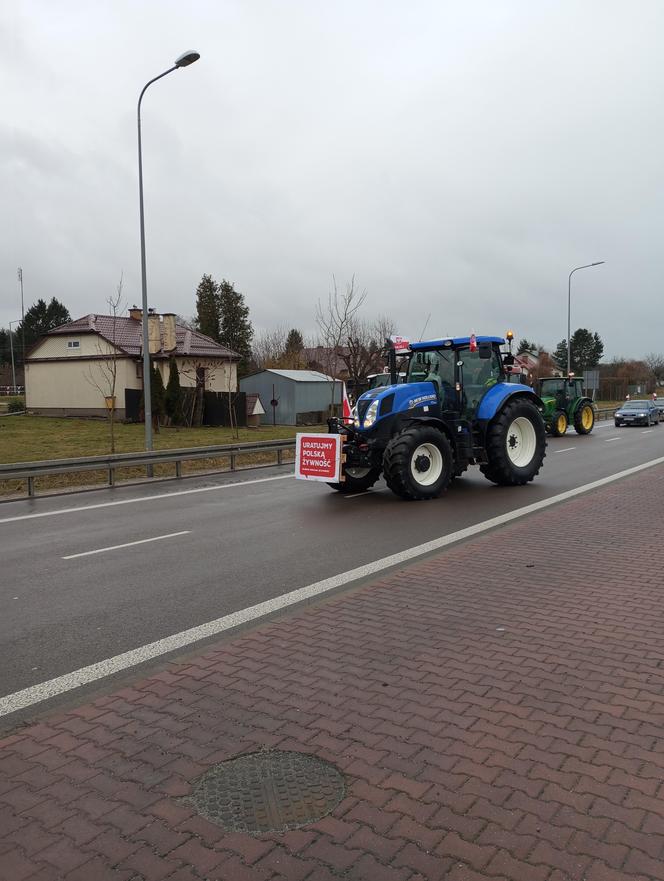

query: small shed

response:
[239,369,344,425]
[245,393,266,428]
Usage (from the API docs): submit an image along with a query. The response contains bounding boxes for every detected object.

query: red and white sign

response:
[390,335,411,352]
[295,433,342,482]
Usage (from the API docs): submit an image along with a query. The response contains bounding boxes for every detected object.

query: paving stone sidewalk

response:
[2,467,664,881]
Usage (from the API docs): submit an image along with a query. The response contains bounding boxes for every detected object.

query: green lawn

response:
[0,416,324,496]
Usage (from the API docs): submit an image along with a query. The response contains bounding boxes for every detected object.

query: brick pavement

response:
[2,466,664,881]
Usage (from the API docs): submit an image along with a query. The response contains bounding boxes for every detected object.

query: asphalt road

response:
[1,420,662,712]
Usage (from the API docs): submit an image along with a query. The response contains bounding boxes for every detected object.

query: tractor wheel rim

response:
[557,414,566,433]
[410,443,443,486]
[506,416,537,467]
[582,407,593,429]
[346,467,371,478]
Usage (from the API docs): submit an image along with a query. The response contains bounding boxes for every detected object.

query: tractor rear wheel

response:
[574,402,595,435]
[480,399,546,486]
[383,425,453,500]
[328,466,381,494]
[550,410,568,437]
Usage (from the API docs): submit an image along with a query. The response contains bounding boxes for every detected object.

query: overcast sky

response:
[3,0,663,359]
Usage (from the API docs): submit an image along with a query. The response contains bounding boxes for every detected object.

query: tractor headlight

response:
[363,399,380,428]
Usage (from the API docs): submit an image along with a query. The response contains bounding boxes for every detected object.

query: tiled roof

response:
[46,315,240,360]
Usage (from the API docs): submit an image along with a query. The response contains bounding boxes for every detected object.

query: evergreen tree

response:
[517,338,538,355]
[195,274,220,342]
[165,358,182,424]
[19,297,71,354]
[151,364,166,419]
[218,279,254,374]
[553,328,604,373]
[285,329,304,355]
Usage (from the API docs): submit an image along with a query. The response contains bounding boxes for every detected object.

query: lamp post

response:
[137,50,200,453]
[8,319,20,391]
[567,261,605,376]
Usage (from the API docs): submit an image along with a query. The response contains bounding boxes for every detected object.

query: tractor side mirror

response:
[478,342,492,359]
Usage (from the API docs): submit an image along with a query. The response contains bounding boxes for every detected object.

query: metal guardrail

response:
[0,439,297,499]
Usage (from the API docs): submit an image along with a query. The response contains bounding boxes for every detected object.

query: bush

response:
[7,399,24,413]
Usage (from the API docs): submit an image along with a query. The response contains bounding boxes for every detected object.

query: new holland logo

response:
[408,394,437,408]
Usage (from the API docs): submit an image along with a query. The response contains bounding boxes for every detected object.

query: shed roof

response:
[256,369,339,382]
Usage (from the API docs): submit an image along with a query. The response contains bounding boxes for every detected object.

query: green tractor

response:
[538,376,595,437]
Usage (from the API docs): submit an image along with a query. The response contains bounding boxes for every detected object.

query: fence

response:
[0,439,297,500]
[0,386,24,396]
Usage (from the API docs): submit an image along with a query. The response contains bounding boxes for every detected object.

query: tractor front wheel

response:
[574,402,595,435]
[383,426,453,500]
[550,410,568,437]
[328,466,381,494]
[480,399,546,486]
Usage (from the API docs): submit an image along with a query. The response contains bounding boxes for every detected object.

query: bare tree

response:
[251,327,289,370]
[315,275,367,409]
[644,352,664,384]
[342,314,396,391]
[85,277,125,453]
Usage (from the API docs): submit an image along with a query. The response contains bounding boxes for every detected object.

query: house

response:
[25,308,240,419]
[239,369,344,425]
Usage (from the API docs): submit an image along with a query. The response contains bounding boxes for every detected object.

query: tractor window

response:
[407,350,455,388]
[458,346,501,416]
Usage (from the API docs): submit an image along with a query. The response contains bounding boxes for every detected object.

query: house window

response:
[67,340,80,352]
[196,367,206,389]
[135,362,143,379]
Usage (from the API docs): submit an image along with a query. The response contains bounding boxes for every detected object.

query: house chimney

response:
[129,306,142,321]
[148,311,161,354]
[162,313,177,352]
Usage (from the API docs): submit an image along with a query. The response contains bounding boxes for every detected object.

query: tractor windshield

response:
[407,349,456,387]
[540,379,565,396]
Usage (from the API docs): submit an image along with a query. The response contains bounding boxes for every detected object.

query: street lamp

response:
[567,261,605,376]
[8,319,20,391]
[137,50,200,453]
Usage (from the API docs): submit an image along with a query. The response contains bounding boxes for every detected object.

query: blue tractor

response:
[328,333,547,500]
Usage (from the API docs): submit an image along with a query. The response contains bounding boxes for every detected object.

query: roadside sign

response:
[390,335,410,352]
[295,433,342,482]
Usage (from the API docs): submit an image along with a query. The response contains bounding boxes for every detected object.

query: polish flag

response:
[469,333,477,352]
[342,383,353,422]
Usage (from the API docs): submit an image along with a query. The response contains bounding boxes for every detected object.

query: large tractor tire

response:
[328,466,381,494]
[480,398,546,486]
[383,425,453,500]
[550,410,568,437]
[574,402,595,435]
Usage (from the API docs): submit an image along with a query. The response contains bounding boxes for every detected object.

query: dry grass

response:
[0,415,319,497]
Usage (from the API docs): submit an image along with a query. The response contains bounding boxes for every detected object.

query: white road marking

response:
[2,453,664,718]
[605,437,622,442]
[62,531,190,560]
[0,473,293,525]
[555,447,576,453]
[344,492,372,499]
[642,430,654,434]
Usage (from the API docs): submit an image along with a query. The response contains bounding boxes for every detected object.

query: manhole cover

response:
[184,750,345,833]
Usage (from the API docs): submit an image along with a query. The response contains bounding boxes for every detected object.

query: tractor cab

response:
[406,336,511,418]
